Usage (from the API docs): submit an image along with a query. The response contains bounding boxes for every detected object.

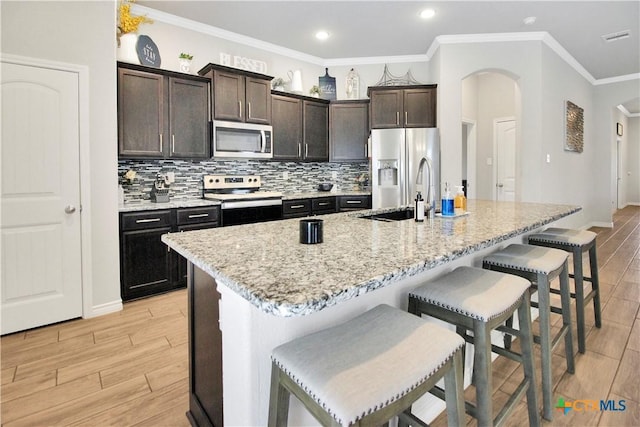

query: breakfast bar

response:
[162,200,581,427]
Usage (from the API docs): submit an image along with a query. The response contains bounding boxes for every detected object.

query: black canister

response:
[299,219,323,244]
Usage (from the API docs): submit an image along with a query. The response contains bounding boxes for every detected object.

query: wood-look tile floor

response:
[1,206,638,426]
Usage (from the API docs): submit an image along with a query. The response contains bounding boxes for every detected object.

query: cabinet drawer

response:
[338,195,371,211]
[283,199,312,218]
[312,197,336,214]
[121,210,173,231]
[177,206,220,225]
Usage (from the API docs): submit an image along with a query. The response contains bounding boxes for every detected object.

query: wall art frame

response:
[565,100,584,153]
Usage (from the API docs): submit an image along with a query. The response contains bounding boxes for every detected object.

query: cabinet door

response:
[330,101,369,162]
[120,226,174,300]
[245,77,271,124]
[404,88,437,128]
[176,221,219,287]
[338,195,371,211]
[369,89,403,129]
[283,199,312,218]
[118,67,165,158]
[213,70,244,121]
[303,101,329,161]
[272,95,303,160]
[169,77,210,158]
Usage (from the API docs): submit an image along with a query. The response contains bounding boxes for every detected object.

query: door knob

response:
[65,205,76,214]
[496,183,504,188]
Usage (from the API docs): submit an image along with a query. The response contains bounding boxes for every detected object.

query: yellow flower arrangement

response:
[118,0,152,35]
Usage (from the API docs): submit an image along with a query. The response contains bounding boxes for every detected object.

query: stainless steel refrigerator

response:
[371,128,440,210]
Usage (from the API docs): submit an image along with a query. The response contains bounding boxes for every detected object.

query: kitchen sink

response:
[360,208,415,221]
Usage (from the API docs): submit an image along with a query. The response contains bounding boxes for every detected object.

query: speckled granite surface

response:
[119,190,370,211]
[161,200,580,317]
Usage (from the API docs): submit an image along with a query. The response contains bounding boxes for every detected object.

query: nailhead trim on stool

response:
[527,228,603,353]
[408,266,540,427]
[268,304,466,427]
[483,243,575,421]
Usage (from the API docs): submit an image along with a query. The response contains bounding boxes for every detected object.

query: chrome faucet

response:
[416,157,435,215]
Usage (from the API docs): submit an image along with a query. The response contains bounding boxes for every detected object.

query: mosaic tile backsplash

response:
[118,159,370,203]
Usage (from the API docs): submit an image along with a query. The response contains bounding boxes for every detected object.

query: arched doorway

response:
[461,71,521,200]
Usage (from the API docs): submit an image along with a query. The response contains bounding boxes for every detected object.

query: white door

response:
[495,120,516,201]
[1,61,82,334]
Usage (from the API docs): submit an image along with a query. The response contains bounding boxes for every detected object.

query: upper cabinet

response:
[329,100,369,162]
[368,85,437,129]
[199,63,272,124]
[118,62,210,159]
[272,93,329,162]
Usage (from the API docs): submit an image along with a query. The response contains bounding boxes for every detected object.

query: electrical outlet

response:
[282,171,289,180]
[331,171,337,179]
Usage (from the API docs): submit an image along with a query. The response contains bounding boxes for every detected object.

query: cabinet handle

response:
[188,213,209,218]
[298,143,301,157]
[405,111,408,126]
[396,112,399,126]
[136,218,161,223]
[247,102,251,119]
[159,134,163,152]
[171,135,175,154]
[305,144,309,158]
[238,101,242,118]
[346,200,362,204]
[365,142,368,158]
[290,204,305,209]
[318,202,330,206]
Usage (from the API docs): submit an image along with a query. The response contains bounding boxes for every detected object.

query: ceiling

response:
[137,0,640,113]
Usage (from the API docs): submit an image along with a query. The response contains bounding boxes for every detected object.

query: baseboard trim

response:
[87,300,123,318]
[588,221,614,229]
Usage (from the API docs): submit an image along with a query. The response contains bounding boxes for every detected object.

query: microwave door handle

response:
[260,130,266,153]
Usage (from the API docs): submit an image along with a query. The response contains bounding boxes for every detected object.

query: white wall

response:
[1,1,121,311]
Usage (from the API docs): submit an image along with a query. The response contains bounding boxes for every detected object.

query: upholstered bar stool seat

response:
[408,266,540,427]
[269,304,466,427]
[527,228,602,353]
[483,243,575,421]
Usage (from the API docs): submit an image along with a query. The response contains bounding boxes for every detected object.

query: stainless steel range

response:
[203,175,283,226]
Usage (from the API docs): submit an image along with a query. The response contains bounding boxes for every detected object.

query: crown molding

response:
[134,5,639,88]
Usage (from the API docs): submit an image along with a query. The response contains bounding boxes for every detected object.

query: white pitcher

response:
[288,70,303,93]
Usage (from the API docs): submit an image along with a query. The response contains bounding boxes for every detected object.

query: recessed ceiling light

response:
[315,30,330,41]
[523,16,537,25]
[419,9,436,19]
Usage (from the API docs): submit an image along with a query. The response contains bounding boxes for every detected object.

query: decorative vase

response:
[117,33,139,64]
[179,58,192,73]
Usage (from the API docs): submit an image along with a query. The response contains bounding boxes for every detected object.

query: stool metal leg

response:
[572,246,587,353]
[517,293,541,427]
[536,271,554,421]
[473,320,493,427]
[589,245,603,328]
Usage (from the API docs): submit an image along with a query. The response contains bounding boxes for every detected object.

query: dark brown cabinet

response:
[282,199,312,219]
[338,195,371,211]
[368,85,437,129]
[272,93,329,161]
[118,63,210,159]
[119,206,221,301]
[330,100,369,162]
[199,63,272,124]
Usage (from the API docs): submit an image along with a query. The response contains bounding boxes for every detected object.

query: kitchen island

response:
[162,200,581,427]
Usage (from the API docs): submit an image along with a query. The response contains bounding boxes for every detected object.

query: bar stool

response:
[527,228,602,353]
[408,266,540,427]
[483,244,575,421]
[268,304,466,427]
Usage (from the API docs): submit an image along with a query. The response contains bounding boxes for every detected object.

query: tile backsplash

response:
[118,159,369,203]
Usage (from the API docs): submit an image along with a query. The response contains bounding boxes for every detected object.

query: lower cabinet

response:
[119,206,220,301]
[338,195,371,211]
[283,195,369,218]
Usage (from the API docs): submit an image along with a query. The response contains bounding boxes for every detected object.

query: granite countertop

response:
[119,190,370,212]
[162,200,580,317]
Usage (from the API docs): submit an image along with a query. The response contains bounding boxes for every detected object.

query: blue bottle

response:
[441,182,454,216]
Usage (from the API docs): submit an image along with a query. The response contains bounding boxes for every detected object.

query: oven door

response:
[221,204,282,226]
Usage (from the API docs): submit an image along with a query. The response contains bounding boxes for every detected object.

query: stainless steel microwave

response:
[212,120,273,159]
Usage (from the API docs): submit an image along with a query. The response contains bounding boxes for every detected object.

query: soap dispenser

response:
[441,182,454,216]
[415,192,425,222]
[454,186,467,214]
